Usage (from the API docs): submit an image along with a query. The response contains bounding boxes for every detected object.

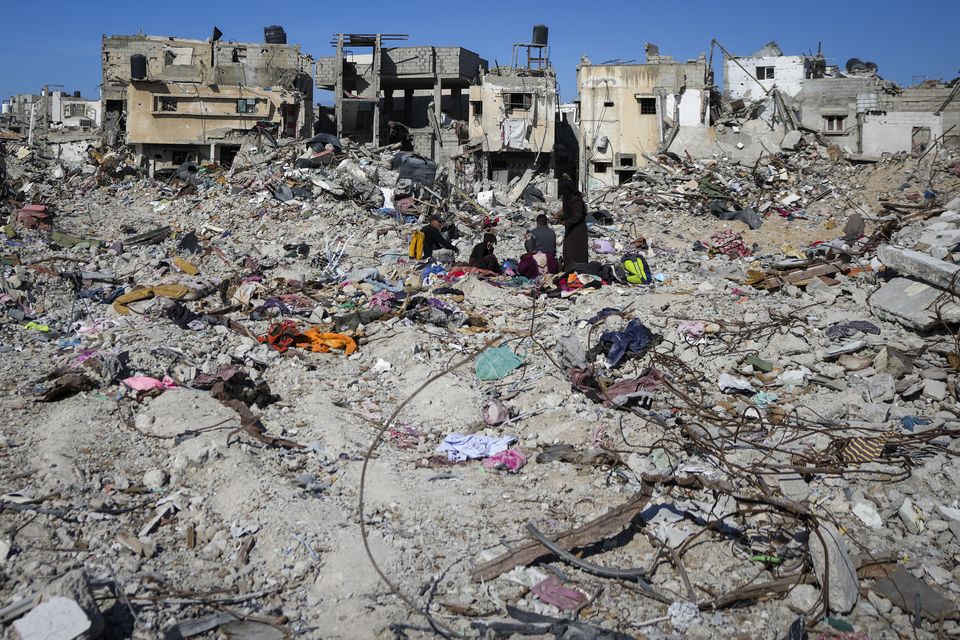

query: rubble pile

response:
[2,132,960,640]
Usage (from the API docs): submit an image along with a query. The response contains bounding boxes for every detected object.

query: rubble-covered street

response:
[2,126,960,639]
[3,14,960,640]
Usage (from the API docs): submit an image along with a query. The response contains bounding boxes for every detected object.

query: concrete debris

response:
[1,22,960,640]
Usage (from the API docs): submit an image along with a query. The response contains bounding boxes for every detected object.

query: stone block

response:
[870,277,960,330]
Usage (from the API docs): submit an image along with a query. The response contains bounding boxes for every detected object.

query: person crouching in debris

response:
[469,232,501,273]
[558,177,589,268]
[525,214,558,260]
[421,214,458,263]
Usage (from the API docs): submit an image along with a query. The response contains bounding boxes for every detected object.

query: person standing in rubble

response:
[558,177,589,268]
[421,214,459,262]
[469,232,501,273]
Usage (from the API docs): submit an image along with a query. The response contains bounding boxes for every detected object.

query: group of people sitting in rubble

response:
[416,177,588,279]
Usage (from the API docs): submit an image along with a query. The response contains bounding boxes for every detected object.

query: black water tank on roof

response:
[73,91,81,98]
[264,25,287,44]
[532,24,548,46]
[130,54,147,80]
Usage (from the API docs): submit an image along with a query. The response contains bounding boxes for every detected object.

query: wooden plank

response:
[470,485,653,583]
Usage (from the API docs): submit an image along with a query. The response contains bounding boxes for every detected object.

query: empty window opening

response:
[236,98,258,114]
[470,100,482,117]
[616,153,636,167]
[756,66,775,80]
[823,115,846,133]
[639,98,657,115]
[592,161,611,174]
[232,47,247,63]
[158,97,177,112]
[603,100,615,108]
[504,93,533,111]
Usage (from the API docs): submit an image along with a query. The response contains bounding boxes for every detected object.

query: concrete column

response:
[450,87,462,119]
[384,89,394,120]
[403,89,413,125]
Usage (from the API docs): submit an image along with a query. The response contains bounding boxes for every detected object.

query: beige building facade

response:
[102,33,313,173]
[577,49,710,192]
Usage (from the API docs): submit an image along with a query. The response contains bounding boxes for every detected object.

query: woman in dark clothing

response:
[469,232,501,273]
[559,178,589,269]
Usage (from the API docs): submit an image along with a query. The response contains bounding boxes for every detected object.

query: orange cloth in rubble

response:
[299,327,357,355]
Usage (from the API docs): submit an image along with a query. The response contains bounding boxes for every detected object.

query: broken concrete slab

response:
[780,130,803,151]
[12,596,91,640]
[809,522,859,614]
[870,277,960,330]
[877,245,960,292]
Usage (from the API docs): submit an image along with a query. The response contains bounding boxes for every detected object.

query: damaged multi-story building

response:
[314,34,486,167]
[465,27,565,190]
[577,43,712,191]
[723,41,959,156]
[101,27,313,174]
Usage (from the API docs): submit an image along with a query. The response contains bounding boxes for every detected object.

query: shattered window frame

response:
[504,92,533,112]
[236,98,258,114]
[592,161,611,174]
[232,47,248,64]
[756,66,775,80]
[157,96,178,112]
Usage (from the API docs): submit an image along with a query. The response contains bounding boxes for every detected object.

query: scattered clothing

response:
[437,433,517,462]
[531,576,587,611]
[709,230,750,258]
[482,448,527,472]
[476,346,524,381]
[122,375,177,392]
[825,320,881,341]
[300,328,357,355]
[113,284,193,315]
[598,319,654,367]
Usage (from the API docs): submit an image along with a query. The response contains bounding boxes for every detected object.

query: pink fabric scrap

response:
[677,320,705,340]
[122,375,177,391]
[710,230,751,258]
[531,576,587,611]
[482,448,527,472]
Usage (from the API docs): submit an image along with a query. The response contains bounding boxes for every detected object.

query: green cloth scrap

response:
[476,346,524,381]
[745,355,773,372]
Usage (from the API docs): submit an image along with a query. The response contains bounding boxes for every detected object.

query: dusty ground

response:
[2,141,960,640]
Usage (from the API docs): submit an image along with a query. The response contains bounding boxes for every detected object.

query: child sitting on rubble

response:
[468,232,501,273]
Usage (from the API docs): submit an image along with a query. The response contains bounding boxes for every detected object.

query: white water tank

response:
[1,101,10,115]
[857,93,880,113]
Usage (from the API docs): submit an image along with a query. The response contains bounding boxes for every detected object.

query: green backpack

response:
[622,252,652,285]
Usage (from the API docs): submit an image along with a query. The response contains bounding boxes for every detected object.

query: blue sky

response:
[1,0,957,104]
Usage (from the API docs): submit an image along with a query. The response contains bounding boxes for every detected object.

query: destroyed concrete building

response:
[724,41,960,156]
[577,43,711,190]
[48,91,101,129]
[0,94,40,133]
[314,34,486,166]
[723,41,830,101]
[101,29,314,173]
[1,90,100,135]
[466,27,563,189]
